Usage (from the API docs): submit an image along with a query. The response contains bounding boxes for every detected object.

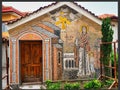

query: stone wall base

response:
[63,68,78,80]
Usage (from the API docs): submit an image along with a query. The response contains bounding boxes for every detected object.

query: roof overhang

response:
[7,2,102,30]
[2,12,21,18]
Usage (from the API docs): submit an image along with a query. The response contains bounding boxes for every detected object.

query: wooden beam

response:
[108,81,116,89]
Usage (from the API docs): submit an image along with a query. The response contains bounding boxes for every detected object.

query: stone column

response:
[11,38,16,83]
[65,60,66,69]
[73,61,75,68]
[70,60,71,69]
[45,38,49,80]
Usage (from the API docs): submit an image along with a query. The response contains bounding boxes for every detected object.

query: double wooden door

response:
[20,41,42,82]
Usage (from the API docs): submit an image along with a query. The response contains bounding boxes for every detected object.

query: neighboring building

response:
[2,23,9,89]
[2,5,29,67]
[2,2,118,86]
[2,23,9,67]
[2,5,28,23]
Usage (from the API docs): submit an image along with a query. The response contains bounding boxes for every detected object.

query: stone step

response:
[19,85,46,89]
[22,82,42,85]
[19,85,41,89]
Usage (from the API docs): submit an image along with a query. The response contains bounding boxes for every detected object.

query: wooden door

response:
[20,41,42,83]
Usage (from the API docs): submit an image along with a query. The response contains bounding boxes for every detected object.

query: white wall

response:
[112,21,118,42]
[2,43,6,67]
[111,21,118,50]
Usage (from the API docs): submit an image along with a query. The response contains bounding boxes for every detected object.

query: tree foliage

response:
[101,18,114,76]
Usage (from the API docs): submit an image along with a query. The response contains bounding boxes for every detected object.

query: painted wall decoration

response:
[77,25,95,77]
[49,6,101,53]
[55,11,71,30]
[48,6,102,78]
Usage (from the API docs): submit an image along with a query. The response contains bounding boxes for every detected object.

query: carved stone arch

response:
[18,30,44,41]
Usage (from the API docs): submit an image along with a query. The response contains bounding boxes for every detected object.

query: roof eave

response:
[7,2,102,30]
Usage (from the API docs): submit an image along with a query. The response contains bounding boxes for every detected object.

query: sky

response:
[2,2,118,16]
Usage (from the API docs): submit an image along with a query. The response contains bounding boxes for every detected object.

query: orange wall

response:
[2,14,19,22]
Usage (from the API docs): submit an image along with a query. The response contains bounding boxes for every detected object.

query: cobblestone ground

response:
[2,67,7,89]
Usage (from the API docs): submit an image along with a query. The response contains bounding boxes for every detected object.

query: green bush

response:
[72,82,80,90]
[45,80,61,89]
[84,79,102,89]
[45,80,52,88]
[45,80,80,90]
[64,83,72,90]
[104,79,114,87]
[48,82,61,89]
[64,82,80,90]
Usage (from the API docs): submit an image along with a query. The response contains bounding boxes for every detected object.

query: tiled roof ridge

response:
[6,2,58,24]
[98,14,118,21]
[73,2,98,18]
[6,2,103,25]
[99,13,117,16]
[98,14,118,19]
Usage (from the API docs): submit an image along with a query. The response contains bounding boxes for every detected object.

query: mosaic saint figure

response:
[89,52,95,76]
[77,26,91,77]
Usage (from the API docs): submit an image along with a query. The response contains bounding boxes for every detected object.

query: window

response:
[66,60,68,68]
[58,52,61,64]
[72,60,74,68]
[69,60,71,68]
[64,59,75,69]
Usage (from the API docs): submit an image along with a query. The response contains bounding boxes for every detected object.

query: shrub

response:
[104,79,114,87]
[45,80,61,89]
[84,79,102,89]
[64,82,80,90]
[64,83,72,90]
[48,82,61,90]
[45,80,52,88]
[72,82,80,90]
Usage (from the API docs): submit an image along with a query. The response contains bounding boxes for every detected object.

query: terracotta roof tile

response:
[98,14,118,19]
[2,5,29,17]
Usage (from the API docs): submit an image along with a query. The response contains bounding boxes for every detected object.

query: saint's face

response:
[82,26,87,34]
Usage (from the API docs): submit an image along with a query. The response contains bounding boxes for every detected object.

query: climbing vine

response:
[101,18,114,76]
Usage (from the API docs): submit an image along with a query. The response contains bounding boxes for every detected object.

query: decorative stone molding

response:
[11,38,16,83]
[45,38,49,80]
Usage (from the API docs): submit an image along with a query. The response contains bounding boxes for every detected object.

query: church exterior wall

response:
[8,9,102,83]
[9,26,55,84]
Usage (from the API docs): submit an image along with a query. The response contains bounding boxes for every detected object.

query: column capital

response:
[11,38,16,43]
